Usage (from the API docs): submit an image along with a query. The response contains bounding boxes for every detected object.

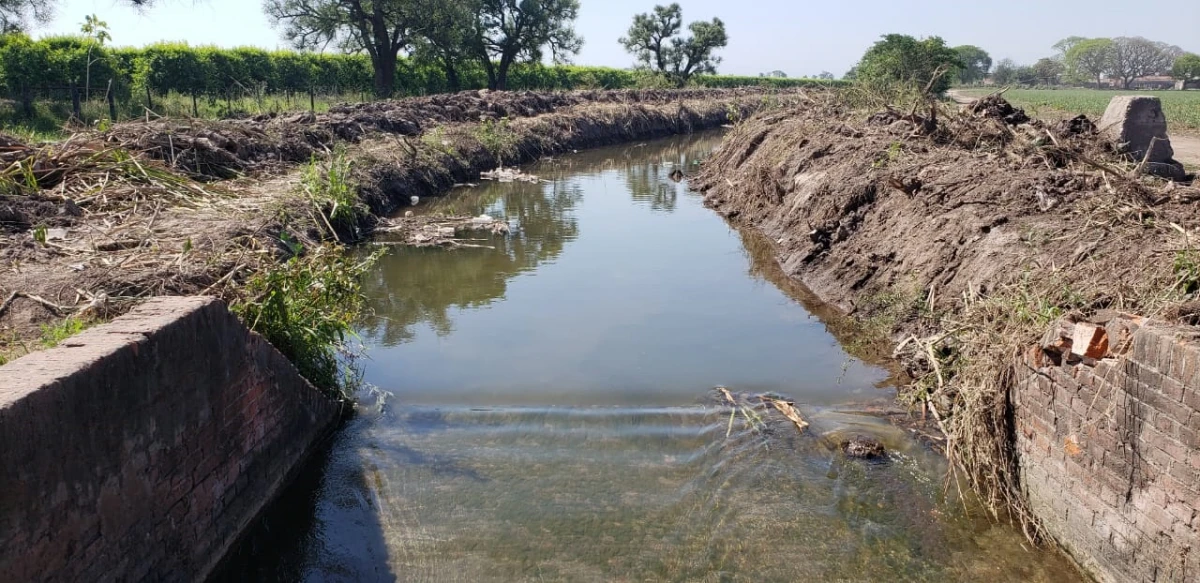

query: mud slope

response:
[694,100,1200,321]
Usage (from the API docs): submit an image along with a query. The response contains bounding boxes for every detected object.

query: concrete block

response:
[1099,96,1185,180]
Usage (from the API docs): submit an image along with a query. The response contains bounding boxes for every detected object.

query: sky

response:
[38,0,1200,78]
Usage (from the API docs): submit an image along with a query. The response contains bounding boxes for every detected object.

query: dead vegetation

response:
[694,90,1199,540]
[1,88,794,363]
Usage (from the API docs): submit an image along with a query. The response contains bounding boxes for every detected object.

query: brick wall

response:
[1015,313,1200,583]
[0,297,342,583]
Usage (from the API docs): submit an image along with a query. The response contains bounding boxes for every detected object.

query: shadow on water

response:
[209,413,397,582]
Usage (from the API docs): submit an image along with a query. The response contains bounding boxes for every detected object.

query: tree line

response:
[845,32,1198,97]
[0,33,835,118]
[973,37,1198,89]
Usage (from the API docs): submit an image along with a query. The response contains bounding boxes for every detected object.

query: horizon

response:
[29,0,1200,78]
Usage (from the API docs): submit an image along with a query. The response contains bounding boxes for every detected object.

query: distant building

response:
[1177,79,1200,90]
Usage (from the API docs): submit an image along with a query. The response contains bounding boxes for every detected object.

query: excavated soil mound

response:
[694,99,1198,321]
[100,89,777,180]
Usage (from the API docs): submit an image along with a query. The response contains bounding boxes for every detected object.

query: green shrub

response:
[232,245,379,397]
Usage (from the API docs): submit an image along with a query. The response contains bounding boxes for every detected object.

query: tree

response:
[852,34,962,95]
[409,0,478,91]
[474,0,582,91]
[1052,36,1087,59]
[1172,53,1200,83]
[990,58,1018,85]
[817,71,834,80]
[953,45,991,84]
[619,3,727,87]
[1032,57,1064,85]
[1107,36,1171,89]
[1014,65,1038,86]
[1065,38,1113,89]
[264,0,420,98]
[768,70,787,78]
[79,13,111,100]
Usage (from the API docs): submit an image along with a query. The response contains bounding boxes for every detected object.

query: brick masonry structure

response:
[1015,313,1200,582]
[0,297,342,582]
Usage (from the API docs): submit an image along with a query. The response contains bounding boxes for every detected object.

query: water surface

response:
[223,132,1082,583]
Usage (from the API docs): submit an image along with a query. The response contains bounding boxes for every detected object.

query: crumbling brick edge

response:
[1015,311,1200,583]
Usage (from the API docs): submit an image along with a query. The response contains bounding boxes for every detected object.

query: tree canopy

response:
[474,0,583,90]
[618,3,727,86]
[1172,53,1200,82]
[1064,38,1113,89]
[1032,58,1064,85]
[853,34,962,95]
[953,45,991,84]
[264,0,582,94]
[264,0,421,98]
[1108,36,1175,89]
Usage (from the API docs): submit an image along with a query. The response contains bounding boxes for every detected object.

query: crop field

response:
[958,88,1200,133]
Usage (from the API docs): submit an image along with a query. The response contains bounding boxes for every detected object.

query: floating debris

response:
[481,166,540,183]
[375,214,513,248]
[714,386,809,437]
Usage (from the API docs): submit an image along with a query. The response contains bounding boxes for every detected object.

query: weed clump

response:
[232,244,380,398]
[302,146,364,241]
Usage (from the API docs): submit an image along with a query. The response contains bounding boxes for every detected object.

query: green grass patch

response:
[231,244,381,398]
[957,88,1200,132]
[38,317,89,348]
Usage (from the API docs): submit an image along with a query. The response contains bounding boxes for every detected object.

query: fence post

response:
[145,85,153,112]
[107,80,117,122]
[310,86,315,113]
[192,93,199,118]
[71,81,82,122]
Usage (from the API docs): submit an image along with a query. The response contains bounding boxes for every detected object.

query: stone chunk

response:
[1099,96,1185,180]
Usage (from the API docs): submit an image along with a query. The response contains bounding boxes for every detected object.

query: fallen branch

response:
[0,291,73,318]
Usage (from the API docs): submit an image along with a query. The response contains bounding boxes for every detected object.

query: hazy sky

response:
[39,0,1200,77]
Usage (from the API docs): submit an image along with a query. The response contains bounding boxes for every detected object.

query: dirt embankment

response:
[693,93,1200,531]
[695,97,1198,320]
[0,88,802,354]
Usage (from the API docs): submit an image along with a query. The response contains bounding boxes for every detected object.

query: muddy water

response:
[225,133,1083,582]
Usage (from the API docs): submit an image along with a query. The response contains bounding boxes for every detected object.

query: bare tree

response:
[1108,36,1172,89]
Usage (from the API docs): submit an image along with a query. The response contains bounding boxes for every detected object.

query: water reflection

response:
[358,133,719,348]
[359,180,583,346]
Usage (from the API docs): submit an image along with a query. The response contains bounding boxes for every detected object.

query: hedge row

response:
[0,34,847,103]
